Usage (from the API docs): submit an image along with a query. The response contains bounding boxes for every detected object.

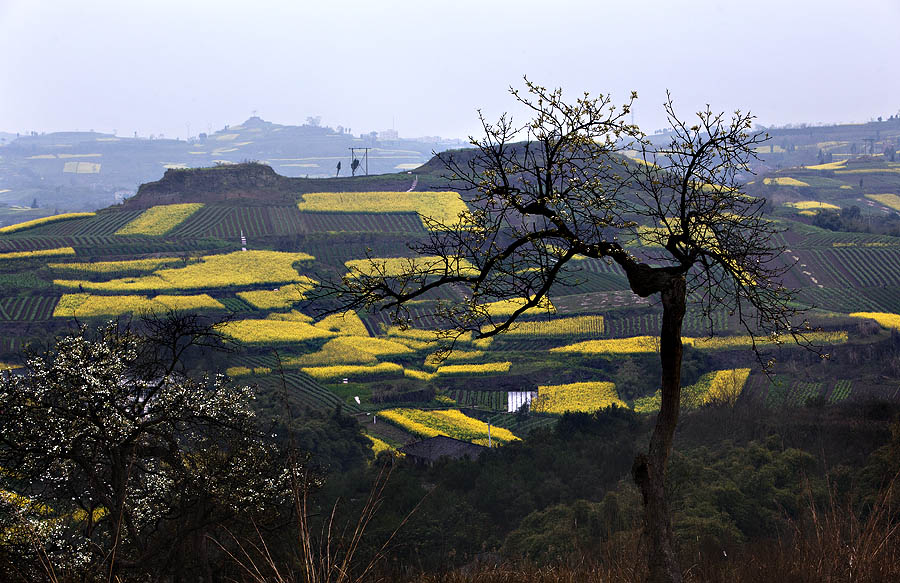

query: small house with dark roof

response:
[399,435,488,466]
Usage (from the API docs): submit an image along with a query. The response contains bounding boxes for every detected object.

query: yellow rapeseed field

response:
[217,319,335,344]
[705,368,751,403]
[301,362,403,380]
[482,296,556,316]
[803,160,847,170]
[297,191,469,227]
[365,434,393,456]
[50,257,187,273]
[285,338,379,366]
[379,408,519,444]
[633,368,750,413]
[237,282,317,309]
[532,381,625,414]
[115,203,204,235]
[499,315,604,337]
[849,312,900,330]
[553,332,847,354]
[551,336,659,354]
[785,201,841,210]
[54,250,315,292]
[435,362,511,376]
[313,311,369,336]
[0,247,75,260]
[385,325,476,349]
[764,177,809,187]
[331,336,413,357]
[0,213,96,234]
[865,194,900,212]
[689,331,847,350]
[403,368,436,381]
[53,293,224,317]
[265,310,313,322]
[345,255,477,278]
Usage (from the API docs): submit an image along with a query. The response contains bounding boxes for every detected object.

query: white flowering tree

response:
[0,315,292,581]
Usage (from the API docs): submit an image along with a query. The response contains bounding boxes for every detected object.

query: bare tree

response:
[326,79,807,583]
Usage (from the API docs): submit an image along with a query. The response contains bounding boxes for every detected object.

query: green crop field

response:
[0,153,899,419]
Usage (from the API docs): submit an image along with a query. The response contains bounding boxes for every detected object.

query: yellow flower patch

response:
[50,256,187,273]
[551,336,659,354]
[365,434,393,456]
[298,191,469,227]
[849,312,900,330]
[345,255,477,278]
[237,282,317,309]
[706,368,750,403]
[764,177,809,187]
[500,315,604,337]
[379,408,519,444]
[54,250,315,292]
[532,381,625,414]
[403,368,436,381]
[53,293,224,317]
[0,247,75,260]
[435,362,511,376]
[313,311,369,336]
[482,296,556,316]
[803,160,847,170]
[115,203,204,235]
[553,332,847,354]
[0,213,95,234]
[300,362,403,380]
[785,201,840,210]
[633,368,750,413]
[217,319,335,344]
[285,338,379,366]
[266,310,313,322]
[689,331,847,350]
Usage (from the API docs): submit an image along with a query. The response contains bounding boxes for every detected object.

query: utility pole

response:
[349,147,371,176]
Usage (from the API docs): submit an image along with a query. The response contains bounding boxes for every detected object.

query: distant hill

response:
[0,116,464,217]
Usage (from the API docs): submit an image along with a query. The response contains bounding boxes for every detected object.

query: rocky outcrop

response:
[124,163,296,208]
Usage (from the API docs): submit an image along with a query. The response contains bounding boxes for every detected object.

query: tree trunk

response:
[632,276,686,583]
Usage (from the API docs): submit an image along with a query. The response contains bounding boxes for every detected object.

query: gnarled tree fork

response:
[324,79,809,583]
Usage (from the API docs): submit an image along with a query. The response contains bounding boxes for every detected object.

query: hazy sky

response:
[2,0,899,140]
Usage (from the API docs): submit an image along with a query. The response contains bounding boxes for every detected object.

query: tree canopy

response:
[0,314,292,581]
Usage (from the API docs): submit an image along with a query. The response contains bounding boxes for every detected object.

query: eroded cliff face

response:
[124,163,297,208]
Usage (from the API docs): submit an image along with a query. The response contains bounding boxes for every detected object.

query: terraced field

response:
[0,157,899,428]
